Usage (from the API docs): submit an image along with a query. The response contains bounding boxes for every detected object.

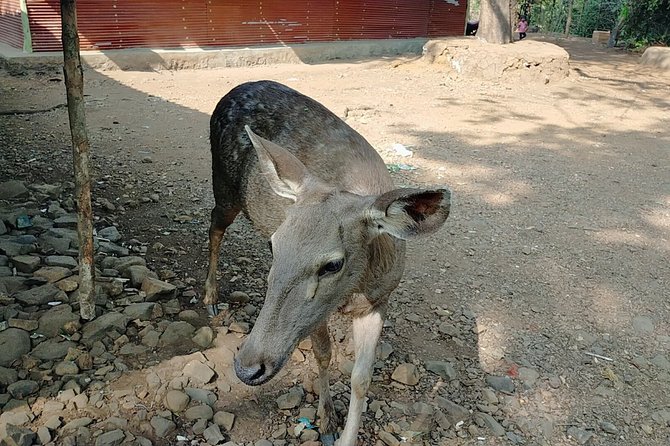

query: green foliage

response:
[621,0,670,46]
[506,0,669,48]
[571,0,623,37]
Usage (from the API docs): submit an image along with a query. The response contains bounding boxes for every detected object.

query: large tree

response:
[479,0,514,44]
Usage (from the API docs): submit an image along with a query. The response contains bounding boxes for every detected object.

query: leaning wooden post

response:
[61,0,96,320]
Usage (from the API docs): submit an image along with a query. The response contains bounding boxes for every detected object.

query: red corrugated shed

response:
[14,0,467,52]
[0,0,23,49]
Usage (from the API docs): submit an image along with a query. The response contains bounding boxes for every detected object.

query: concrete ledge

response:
[0,38,427,72]
[640,46,670,70]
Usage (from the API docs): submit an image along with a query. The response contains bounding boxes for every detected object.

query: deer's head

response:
[234,126,451,385]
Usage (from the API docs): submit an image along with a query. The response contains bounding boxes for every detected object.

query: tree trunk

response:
[608,16,624,47]
[565,0,574,36]
[61,0,96,320]
[479,0,513,44]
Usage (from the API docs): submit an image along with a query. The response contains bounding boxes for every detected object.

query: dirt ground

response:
[1,35,669,445]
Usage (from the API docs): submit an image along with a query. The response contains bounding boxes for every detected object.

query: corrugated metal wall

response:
[0,0,23,49]
[23,0,467,52]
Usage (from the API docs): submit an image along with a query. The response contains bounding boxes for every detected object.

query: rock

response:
[650,354,670,371]
[81,312,129,344]
[228,321,250,334]
[192,418,208,435]
[165,390,190,412]
[0,366,18,386]
[0,219,6,235]
[567,426,595,444]
[98,226,122,242]
[481,388,499,404]
[377,341,394,360]
[632,316,654,334]
[214,411,235,431]
[228,291,250,304]
[119,343,149,355]
[54,215,78,228]
[55,361,79,376]
[3,424,36,446]
[600,421,618,434]
[255,440,272,446]
[8,380,39,398]
[391,363,420,386]
[94,429,125,446]
[38,304,80,337]
[438,322,459,337]
[178,309,200,321]
[108,256,146,275]
[0,328,31,367]
[425,360,457,380]
[37,426,52,444]
[56,277,79,292]
[651,409,670,425]
[183,360,215,384]
[160,321,195,346]
[45,255,78,269]
[0,180,29,200]
[141,277,177,301]
[185,404,214,421]
[277,387,304,410]
[184,387,217,406]
[8,318,38,331]
[98,241,129,257]
[0,240,35,257]
[14,283,66,306]
[33,266,72,283]
[31,339,77,361]
[150,416,175,437]
[203,424,225,444]
[486,375,515,394]
[518,367,540,388]
[11,255,41,273]
[435,396,469,425]
[192,326,214,348]
[379,430,400,446]
[301,429,319,441]
[123,302,161,320]
[29,183,61,198]
[161,298,181,315]
[126,265,157,288]
[474,412,505,436]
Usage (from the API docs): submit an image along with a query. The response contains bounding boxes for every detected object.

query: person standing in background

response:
[518,17,529,40]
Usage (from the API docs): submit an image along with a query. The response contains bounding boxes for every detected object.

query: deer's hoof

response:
[320,432,339,446]
[206,304,219,316]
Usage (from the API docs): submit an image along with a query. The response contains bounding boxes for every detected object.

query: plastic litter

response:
[392,143,413,157]
[386,163,417,173]
[16,215,32,229]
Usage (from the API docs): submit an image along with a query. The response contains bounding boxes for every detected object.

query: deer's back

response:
[210,81,393,236]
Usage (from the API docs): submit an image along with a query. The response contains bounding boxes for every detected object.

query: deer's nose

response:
[234,356,273,386]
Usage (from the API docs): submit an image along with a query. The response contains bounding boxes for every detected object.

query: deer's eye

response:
[318,259,344,277]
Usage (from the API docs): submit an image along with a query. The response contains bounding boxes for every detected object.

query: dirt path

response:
[1,36,669,446]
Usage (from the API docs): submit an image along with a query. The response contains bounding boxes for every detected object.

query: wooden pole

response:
[61,0,96,320]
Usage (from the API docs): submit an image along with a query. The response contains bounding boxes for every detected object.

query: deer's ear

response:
[245,125,309,201]
[368,188,452,239]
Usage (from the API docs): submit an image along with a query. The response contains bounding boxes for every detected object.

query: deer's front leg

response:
[337,310,384,446]
[311,322,339,443]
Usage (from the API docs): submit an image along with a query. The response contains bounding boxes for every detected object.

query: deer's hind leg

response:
[203,202,240,316]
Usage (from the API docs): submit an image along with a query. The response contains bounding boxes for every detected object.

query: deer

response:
[203,80,451,446]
